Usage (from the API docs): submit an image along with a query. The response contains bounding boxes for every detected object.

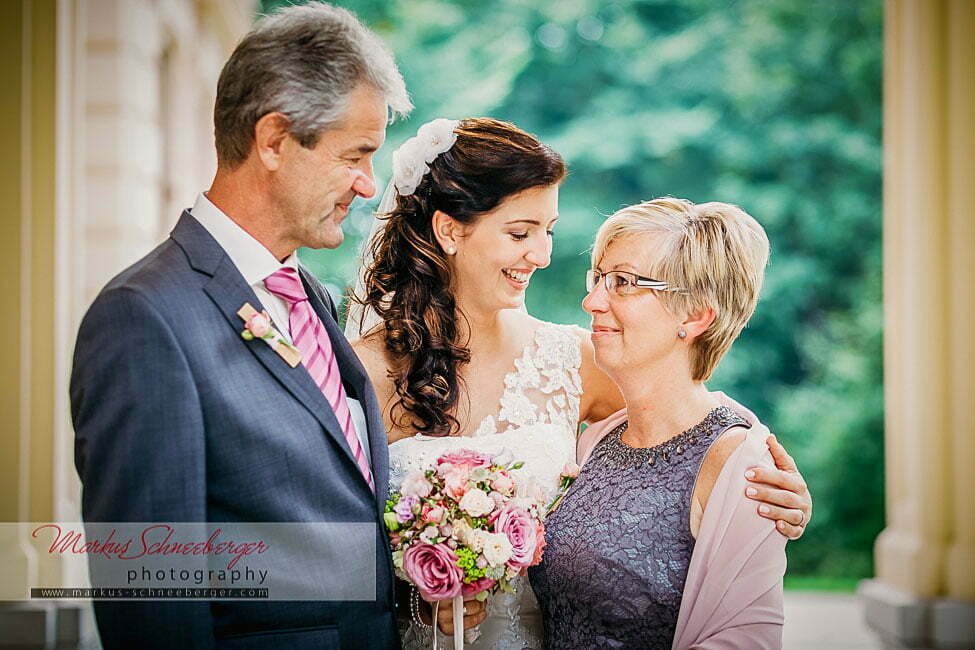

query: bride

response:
[347,118,810,648]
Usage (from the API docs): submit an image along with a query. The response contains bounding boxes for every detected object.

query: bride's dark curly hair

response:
[353,118,566,436]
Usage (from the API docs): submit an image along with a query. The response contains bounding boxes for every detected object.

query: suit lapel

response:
[170,213,366,485]
[300,268,390,501]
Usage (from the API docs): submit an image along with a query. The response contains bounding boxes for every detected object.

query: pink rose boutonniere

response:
[241,311,273,340]
[236,302,301,368]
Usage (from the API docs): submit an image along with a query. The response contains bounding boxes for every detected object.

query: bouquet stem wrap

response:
[452,595,463,650]
[430,597,466,650]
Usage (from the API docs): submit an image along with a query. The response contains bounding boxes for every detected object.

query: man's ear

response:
[253,112,291,171]
[681,306,716,341]
[431,210,462,255]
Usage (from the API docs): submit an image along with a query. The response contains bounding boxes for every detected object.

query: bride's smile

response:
[433,183,560,313]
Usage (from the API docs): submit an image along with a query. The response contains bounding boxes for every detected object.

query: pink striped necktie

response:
[264,267,374,492]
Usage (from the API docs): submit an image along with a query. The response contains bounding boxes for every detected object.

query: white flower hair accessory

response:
[391,118,460,196]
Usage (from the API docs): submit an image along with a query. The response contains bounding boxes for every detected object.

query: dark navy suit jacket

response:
[71,212,398,649]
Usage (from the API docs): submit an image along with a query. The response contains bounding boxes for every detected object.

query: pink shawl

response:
[576,393,786,649]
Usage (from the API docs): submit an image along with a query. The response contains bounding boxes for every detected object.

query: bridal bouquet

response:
[384,449,547,647]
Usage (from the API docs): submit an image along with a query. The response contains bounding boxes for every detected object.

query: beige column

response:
[875,0,950,599]
[1,1,252,646]
[0,0,58,555]
[0,0,79,645]
[943,0,975,606]
[861,0,975,646]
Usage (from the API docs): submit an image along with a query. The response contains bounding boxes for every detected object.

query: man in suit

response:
[70,4,411,648]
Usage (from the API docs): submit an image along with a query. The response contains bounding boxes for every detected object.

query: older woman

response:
[529,197,787,649]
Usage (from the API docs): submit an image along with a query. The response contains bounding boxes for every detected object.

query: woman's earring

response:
[677,328,687,339]
[446,246,456,255]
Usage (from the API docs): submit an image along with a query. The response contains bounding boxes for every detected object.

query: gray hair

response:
[214,2,412,167]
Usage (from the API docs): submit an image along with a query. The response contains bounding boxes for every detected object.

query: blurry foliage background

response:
[261,0,884,584]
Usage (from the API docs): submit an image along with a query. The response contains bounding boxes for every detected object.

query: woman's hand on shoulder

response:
[745,434,811,540]
[577,332,625,425]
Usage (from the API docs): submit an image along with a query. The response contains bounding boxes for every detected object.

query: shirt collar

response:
[189,192,298,287]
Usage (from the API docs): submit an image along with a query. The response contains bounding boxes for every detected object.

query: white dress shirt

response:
[189,193,371,463]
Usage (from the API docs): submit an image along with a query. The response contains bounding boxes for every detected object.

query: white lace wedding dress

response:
[389,321,585,649]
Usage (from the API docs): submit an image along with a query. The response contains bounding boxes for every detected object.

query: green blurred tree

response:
[260,0,884,581]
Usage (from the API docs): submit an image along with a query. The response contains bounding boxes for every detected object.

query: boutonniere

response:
[236,302,302,368]
[545,462,580,514]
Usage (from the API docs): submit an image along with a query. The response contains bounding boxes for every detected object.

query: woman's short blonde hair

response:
[591,197,770,381]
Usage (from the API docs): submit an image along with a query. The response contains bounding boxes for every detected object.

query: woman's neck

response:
[453,296,507,354]
[615,361,719,448]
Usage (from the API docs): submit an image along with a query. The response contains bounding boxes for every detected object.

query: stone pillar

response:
[860,0,975,647]
[0,0,251,646]
[0,1,83,646]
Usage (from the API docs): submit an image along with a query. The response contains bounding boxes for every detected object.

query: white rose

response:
[419,526,439,544]
[462,526,485,553]
[391,138,428,196]
[416,118,459,163]
[481,532,513,567]
[452,519,473,543]
[459,488,495,518]
[400,471,433,498]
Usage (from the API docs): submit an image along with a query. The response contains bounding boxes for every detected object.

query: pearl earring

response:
[446,246,456,255]
[677,328,687,339]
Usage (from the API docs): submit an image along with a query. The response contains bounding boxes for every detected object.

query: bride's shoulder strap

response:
[533,321,589,367]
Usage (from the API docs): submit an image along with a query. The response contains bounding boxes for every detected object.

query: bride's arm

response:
[576,332,625,425]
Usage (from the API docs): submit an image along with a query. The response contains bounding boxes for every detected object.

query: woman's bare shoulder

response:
[351,330,393,392]
[351,328,385,362]
[694,423,757,511]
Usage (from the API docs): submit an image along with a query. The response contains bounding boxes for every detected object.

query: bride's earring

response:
[677,328,687,339]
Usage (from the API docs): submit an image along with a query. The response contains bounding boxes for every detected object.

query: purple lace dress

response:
[528,406,749,649]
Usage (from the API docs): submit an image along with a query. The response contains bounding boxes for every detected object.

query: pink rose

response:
[443,465,471,501]
[423,505,445,524]
[491,470,514,495]
[561,462,580,478]
[531,522,546,566]
[495,506,537,568]
[246,312,272,338]
[487,508,502,526]
[461,576,497,598]
[403,543,464,601]
[437,449,493,469]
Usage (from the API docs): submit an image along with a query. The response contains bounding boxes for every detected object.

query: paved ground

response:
[23,590,896,649]
[784,591,885,649]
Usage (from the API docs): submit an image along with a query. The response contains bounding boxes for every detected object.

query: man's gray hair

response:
[214,2,412,167]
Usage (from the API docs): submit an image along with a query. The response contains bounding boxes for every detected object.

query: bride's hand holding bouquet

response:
[384,450,547,647]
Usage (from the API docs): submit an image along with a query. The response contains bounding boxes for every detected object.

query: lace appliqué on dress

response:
[484,322,584,437]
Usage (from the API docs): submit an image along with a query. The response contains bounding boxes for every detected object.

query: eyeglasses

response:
[585,269,686,296]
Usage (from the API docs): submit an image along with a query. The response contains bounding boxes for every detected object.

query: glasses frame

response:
[585,269,687,295]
